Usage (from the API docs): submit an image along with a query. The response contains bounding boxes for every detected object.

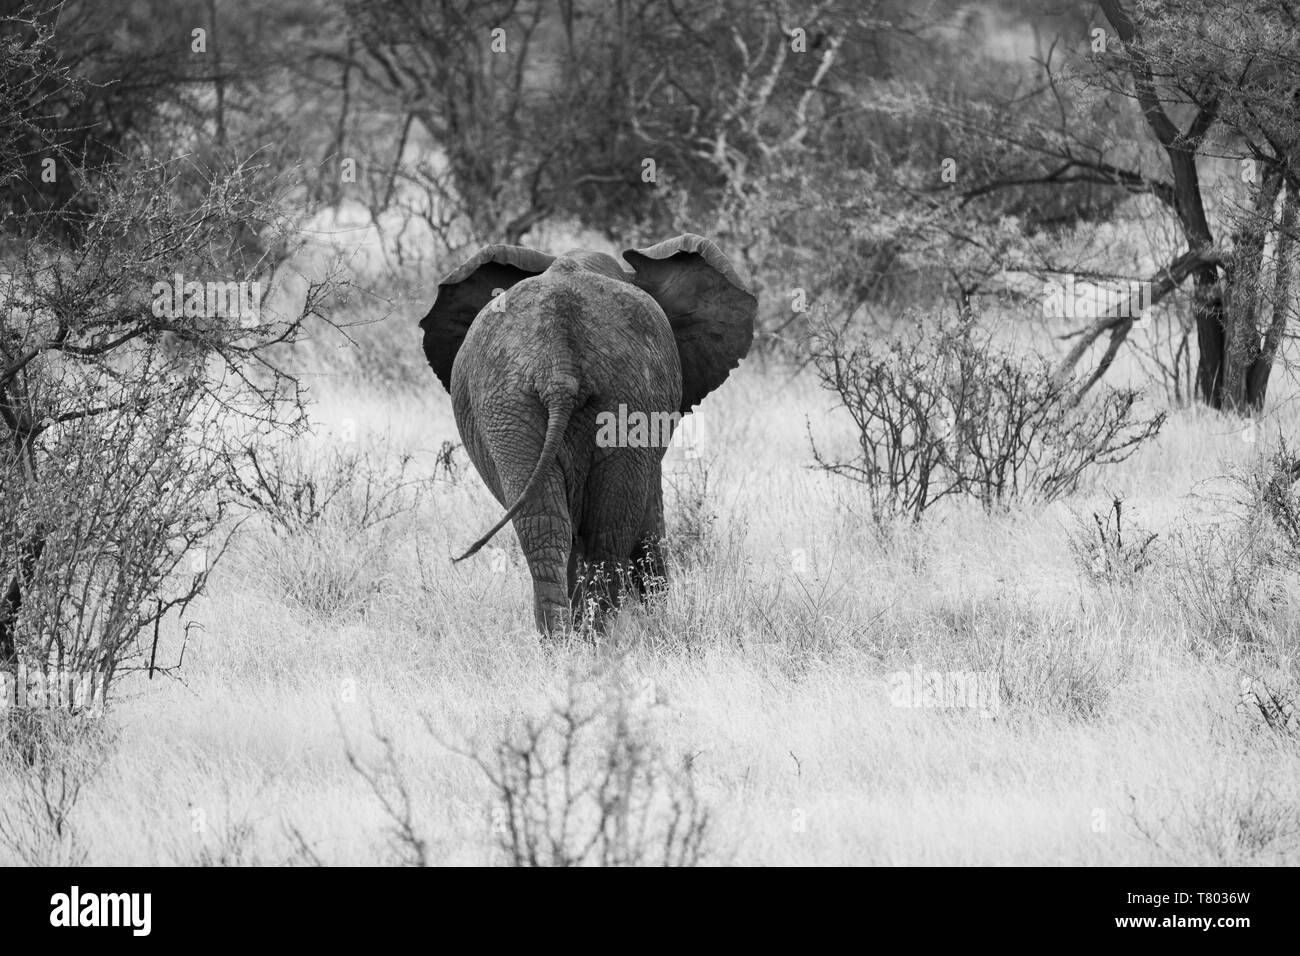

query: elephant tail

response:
[453,387,576,563]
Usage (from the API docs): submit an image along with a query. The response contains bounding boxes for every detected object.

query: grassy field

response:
[4,303,1300,867]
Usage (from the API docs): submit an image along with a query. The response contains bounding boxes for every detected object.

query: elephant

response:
[420,233,756,635]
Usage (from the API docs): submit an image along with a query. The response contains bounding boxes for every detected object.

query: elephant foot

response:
[535,600,572,639]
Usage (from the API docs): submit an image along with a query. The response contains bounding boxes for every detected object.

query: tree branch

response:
[1053,245,1221,387]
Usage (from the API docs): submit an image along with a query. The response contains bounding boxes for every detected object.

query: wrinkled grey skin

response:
[421,234,756,635]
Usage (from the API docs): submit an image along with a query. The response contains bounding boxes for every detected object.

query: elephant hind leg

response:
[571,453,665,629]
[510,489,574,637]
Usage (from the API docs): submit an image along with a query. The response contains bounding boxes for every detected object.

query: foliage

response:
[222,442,424,536]
[1068,495,1158,584]
[0,5,340,708]
[472,682,711,867]
[809,315,1165,520]
[0,714,107,865]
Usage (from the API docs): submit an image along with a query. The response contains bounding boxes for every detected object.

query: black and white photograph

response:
[0,0,1295,904]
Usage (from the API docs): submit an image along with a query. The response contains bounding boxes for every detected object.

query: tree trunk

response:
[1193,175,1293,411]
[1246,184,1298,408]
[1098,0,1269,414]
[0,534,44,665]
[1193,268,1225,406]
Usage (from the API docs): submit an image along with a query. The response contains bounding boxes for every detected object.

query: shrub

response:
[1130,773,1300,865]
[0,381,225,702]
[472,683,711,867]
[335,678,712,867]
[1170,445,1300,652]
[228,442,426,617]
[0,714,107,865]
[1069,495,1159,585]
[1170,523,1282,651]
[809,315,1165,521]
[1242,441,1300,568]
[1236,674,1299,739]
[0,8,347,712]
[222,441,425,537]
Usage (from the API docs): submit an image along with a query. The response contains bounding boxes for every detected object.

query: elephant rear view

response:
[420,234,756,636]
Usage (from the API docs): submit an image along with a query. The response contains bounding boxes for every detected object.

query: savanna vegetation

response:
[1,0,1298,865]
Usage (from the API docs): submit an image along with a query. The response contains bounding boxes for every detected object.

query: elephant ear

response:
[420,245,555,391]
[622,234,756,414]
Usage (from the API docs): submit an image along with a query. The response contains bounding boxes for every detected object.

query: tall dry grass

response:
[3,291,1299,866]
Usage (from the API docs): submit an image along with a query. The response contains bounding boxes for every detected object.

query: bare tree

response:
[921,0,1300,411]
[1,10,339,705]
